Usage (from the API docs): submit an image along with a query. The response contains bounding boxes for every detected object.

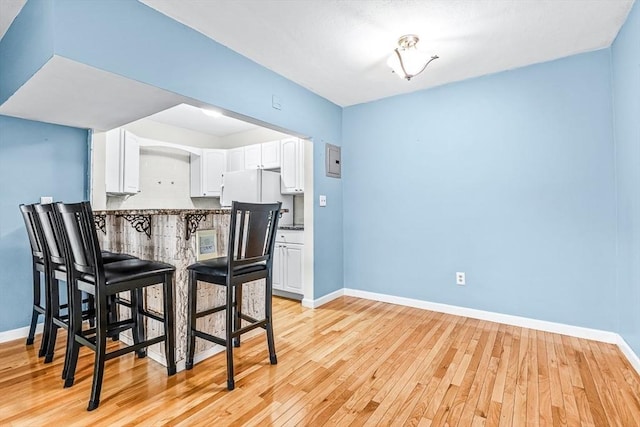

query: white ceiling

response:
[0,0,635,131]
[141,0,635,106]
[0,0,26,40]
[0,55,189,131]
[145,103,259,137]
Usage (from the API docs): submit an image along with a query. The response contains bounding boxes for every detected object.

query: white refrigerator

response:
[221,170,293,224]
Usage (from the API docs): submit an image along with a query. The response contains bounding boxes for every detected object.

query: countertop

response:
[279,225,304,231]
[94,208,288,216]
[94,209,229,215]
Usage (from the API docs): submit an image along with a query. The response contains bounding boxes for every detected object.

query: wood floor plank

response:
[1,296,640,426]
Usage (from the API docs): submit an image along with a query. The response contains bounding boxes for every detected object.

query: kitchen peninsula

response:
[94,208,268,367]
[89,112,311,368]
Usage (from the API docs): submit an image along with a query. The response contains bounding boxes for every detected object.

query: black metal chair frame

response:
[186,201,281,390]
[55,201,176,411]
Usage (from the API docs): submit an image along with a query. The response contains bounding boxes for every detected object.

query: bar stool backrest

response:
[228,201,281,275]
[55,202,104,279]
[34,203,67,267]
[19,204,46,261]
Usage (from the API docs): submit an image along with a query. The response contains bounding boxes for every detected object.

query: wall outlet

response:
[456,272,466,286]
[319,195,327,207]
[40,196,53,204]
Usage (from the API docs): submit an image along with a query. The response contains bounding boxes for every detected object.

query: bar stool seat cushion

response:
[187,257,267,279]
[101,251,137,264]
[79,259,175,286]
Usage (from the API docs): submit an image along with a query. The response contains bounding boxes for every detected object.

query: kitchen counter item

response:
[278,225,304,231]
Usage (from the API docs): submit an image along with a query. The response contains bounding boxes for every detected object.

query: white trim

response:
[343,288,620,343]
[302,288,344,308]
[5,291,640,377]
[616,335,640,374]
[0,323,44,344]
[138,137,203,155]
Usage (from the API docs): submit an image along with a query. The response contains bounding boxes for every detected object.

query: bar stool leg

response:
[28,266,41,347]
[163,273,176,376]
[44,276,60,363]
[87,295,109,411]
[64,285,84,388]
[225,279,235,390]
[233,282,242,348]
[185,271,197,371]
[265,276,277,365]
[131,288,146,358]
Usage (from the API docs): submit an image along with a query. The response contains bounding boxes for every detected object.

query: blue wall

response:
[343,50,617,330]
[0,0,54,105]
[52,0,344,299]
[612,1,640,354]
[0,0,343,311]
[0,115,88,331]
[1,0,638,340]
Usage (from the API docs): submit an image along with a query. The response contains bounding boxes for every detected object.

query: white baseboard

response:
[302,288,344,308]
[616,335,640,374]
[4,290,640,377]
[343,288,619,343]
[0,323,44,344]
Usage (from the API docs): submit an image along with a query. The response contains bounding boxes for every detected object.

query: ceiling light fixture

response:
[201,108,222,118]
[387,35,439,81]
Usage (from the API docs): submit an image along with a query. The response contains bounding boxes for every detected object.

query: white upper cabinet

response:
[105,128,140,195]
[261,140,281,169]
[190,149,226,197]
[280,138,304,194]
[243,140,281,170]
[227,147,245,172]
[244,144,262,170]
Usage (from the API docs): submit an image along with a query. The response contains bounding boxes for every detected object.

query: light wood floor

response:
[1,296,640,426]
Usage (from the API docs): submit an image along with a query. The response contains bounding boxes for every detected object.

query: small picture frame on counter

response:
[195,229,217,261]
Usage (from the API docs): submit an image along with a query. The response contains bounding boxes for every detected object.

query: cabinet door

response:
[283,244,303,293]
[122,131,140,194]
[296,140,305,193]
[272,245,284,291]
[105,129,123,193]
[202,150,226,196]
[227,147,245,172]
[280,138,298,193]
[244,144,262,169]
[261,140,281,169]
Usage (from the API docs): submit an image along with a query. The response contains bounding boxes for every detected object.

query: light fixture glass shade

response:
[201,108,222,118]
[387,35,438,81]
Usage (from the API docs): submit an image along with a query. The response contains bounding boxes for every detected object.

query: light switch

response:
[319,195,327,207]
[272,95,282,110]
[40,196,53,204]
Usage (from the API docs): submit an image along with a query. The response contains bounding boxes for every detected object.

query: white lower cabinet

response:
[272,231,303,294]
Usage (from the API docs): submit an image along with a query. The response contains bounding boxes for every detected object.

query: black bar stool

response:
[20,203,140,364]
[55,201,176,411]
[185,201,281,390]
[18,204,49,357]
[34,203,137,377]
